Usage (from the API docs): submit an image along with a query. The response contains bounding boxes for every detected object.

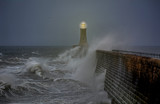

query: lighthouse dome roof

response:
[80,21,87,29]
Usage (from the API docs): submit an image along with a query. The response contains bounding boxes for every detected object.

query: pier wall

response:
[96,50,160,104]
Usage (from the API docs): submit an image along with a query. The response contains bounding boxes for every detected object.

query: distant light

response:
[80,21,87,29]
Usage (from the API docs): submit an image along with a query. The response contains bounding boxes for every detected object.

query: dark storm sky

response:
[0,0,160,46]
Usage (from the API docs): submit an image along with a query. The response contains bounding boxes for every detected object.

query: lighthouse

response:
[79,21,88,47]
[72,21,88,56]
[72,21,88,48]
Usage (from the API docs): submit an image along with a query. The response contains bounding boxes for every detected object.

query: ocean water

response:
[0,46,111,104]
[1,45,160,104]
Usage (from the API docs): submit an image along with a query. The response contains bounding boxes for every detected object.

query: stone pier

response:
[96,50,160,104]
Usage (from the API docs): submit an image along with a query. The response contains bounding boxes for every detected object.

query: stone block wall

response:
[96,50,160,104]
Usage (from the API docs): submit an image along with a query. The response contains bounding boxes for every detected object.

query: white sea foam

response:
[23,57,51,79]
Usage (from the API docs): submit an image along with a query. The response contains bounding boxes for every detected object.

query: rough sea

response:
[0,46,111,104]
[0,45,160,104]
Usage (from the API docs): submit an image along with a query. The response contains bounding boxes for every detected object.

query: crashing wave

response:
[23,58,51,79]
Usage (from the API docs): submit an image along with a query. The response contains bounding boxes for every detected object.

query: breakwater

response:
[96,50,160,104]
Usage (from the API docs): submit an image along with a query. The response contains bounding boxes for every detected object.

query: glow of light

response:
[80,21,87,29]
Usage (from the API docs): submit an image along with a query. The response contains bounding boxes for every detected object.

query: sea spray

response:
[62,35,126,83]
[55,35,128,103]
[71,49,97,84]
[67,46,111,103]
[0,73,17,91]
[56,46,80,63]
